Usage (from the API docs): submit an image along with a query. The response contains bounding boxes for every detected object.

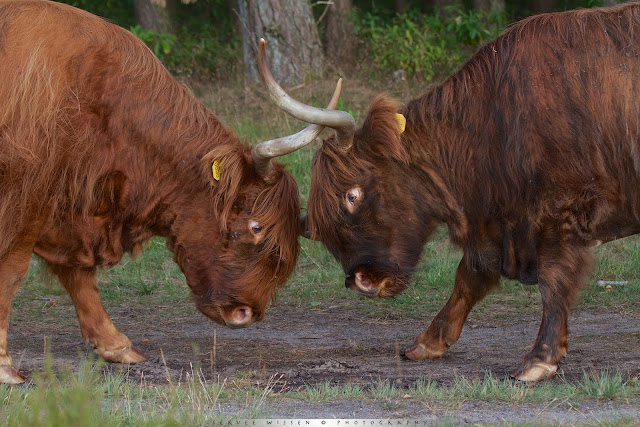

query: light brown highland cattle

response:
[0,0,338,383]
[260,3,640,381]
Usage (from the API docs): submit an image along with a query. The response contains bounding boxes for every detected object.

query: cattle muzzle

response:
[345,266,408,299]
[221,305,260,329]
[198,302,261,329]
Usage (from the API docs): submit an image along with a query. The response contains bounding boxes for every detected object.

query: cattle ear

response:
[356,96,409,164]
[201,144,251,230]
[201,144,250,189]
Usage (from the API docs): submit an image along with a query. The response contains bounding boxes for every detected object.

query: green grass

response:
[1,361,638,423]
[370,379,401,399]
[100,239,185,301]
[577,370,635,400]
[291,381,365,401]
[0,358,232,425]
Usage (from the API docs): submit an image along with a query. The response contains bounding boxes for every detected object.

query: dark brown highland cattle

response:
[0,1,340,384]
[261,3,640,381]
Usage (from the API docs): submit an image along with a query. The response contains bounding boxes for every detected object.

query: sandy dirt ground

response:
[6,297,640,423]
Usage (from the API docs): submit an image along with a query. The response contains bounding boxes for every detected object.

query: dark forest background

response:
[58,0,621,85]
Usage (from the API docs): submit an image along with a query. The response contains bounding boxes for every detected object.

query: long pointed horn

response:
[252,77,342,178]
[257,38,356,145]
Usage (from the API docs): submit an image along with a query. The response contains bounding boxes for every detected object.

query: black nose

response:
[344,274,353,288]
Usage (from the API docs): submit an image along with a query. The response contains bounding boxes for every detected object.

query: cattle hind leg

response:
[404,255,500,360]
[511,245,591,382]
[48,265,146,364]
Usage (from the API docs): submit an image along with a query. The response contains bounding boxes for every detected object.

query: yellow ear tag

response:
[212,160,221,181]
[396,113,406,133]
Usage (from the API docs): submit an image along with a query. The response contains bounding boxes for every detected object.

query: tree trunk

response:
[237,0,324,86]
[133,0,178,33]
[473,0,505,14]
[325,0,355,73]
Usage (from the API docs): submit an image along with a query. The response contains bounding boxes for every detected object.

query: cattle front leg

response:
[0,244,36,383]
[49,265,145,364]
[405,255,500,359]
[512,246,590,382]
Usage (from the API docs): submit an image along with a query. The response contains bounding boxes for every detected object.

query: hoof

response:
[404,344,427,360]
[99,347,146,364]
[402,343,447,360]
[511,362,558,382]
[0,365,26,384]
[403,343,446,360]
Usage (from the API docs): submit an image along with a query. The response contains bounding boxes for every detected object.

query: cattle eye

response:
[345,186,363,213]
[249,220,262,234]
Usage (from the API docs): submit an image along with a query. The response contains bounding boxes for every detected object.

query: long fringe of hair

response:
[308,97,408,244]
[201,145,300,302]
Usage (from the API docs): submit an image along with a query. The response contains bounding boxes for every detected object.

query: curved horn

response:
[251,77,342,178]
[257,38,356,145]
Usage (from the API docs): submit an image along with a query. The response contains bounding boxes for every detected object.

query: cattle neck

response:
[100,62,243,230]
[397,66,514,245]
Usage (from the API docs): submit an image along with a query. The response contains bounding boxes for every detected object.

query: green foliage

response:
[160,1,240,78]
[354,10,456,81]
[354,6,507,81]
[444,6,506,45]
[128,22,238,79]
[130,25,178,59]
[60,0,240,79]
[161,25,240,78]
[57,0,135,27]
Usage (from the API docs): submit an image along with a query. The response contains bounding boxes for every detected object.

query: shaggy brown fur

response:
[307,2,640,380]
[0,0,299,381]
